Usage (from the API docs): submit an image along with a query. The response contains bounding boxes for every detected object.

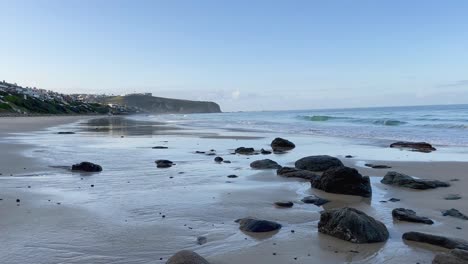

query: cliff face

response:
[101,95,221,114]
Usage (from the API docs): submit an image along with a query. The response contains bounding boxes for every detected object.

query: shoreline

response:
[1,115,467,263]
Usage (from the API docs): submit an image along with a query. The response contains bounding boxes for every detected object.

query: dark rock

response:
[166,250,209,264]
[274,201,294,208]
[223,160,231,164]
[390,141,436,153]
[197,236,208,245]
[389,198,400,202]
[227,175,238,178]
[295,155,343,172]
[445,194,462,200]
[311,166,372,197]
[442,209,468,220]
[433,249,468,264]
[155,160,174,168]
[364,163,392,169]
[381,171,449,190]
[57,131,75,134]
[271,137,295,151]
[250,159,281,169]
[402,232,468,250]
[345,155,354,158]
[206,153,216,156]
[235,217,282,233]
[260,149,272,155]
[276,167,318,181]
[214,156,223,163]
[392,208,434,224]
[301,195,329,206]
[71,162,103,172]
[152,146,168,149]
[235,147,255,155]
[195,151,206,154]
[16,199,20,203]
[318,207,389,243]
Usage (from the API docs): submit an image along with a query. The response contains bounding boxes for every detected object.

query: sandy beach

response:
[1,116,467,264]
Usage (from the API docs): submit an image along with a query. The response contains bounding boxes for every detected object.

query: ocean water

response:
[141,104,468,147]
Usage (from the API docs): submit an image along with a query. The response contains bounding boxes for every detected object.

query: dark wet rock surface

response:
[152,146,168,149]
[235,217,282,233]
[271,137,295,151]
[227,175,238,178]
[274,201,294,208]
[235,147,255,155]
[260,149,272,155]
[311,166,372,197]
[392,208,434,224]
[166,250,210,264]
[276,167,318,181]
[318,207,389,243]
[390,141,436,152]
[250,159,281,169]
[364,163,392,169]
[433,249,468,264]
[71,162,103,172]
[57,131,75,134]
[197,236,207,245]
[295,155,343,172]
[155,160,174,168]
[442,209,468,220]
[214,156,224,163]
[381,171,449,190]
[301,195,329,206]
[389,198,401,202]
[402,232,468,250]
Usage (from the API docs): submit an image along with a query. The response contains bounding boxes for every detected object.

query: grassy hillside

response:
[0,91,110,115]
[101,94,221,114]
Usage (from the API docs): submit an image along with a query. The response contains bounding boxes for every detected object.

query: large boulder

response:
[166,250,209,264]
[250,159,281,169]
[392,208,434,224]
[390,141,436,153]
[433,249,468,264]
[402,232,468,250]
[271,137,295,151]
[71,162,103,172]
[311,166,372,197]
[276,167,318,181]
[381,171,450,190]
[318,207,389,243]
[235,217,282,233]
[295,155,343,171]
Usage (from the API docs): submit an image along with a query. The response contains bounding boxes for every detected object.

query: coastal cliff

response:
[100,94,221,114]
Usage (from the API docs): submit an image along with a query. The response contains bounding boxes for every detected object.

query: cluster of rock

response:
[71,161,102,172]
[161,137,465,263]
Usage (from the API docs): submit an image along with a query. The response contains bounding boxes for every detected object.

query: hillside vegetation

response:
[100,94,221,114]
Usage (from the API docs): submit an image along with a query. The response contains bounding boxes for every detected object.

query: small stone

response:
[444,194,462,200]
[389,198,400,202]
[227,175,238,178]
[16,199,20,203]
[197,236,208,245]
[275,201,294,208]
[90,184,94,187]
[442,208,468,220]
[345,155,353,158]
[214,156,224,162]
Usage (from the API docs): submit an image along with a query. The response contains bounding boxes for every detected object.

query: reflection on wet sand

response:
[79,116,182,136]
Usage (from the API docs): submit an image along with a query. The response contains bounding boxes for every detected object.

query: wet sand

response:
[0,116,467,264]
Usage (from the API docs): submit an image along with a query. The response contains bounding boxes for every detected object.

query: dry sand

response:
[0,116,467,264]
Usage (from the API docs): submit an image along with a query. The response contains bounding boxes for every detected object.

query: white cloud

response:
[231,89,240,100]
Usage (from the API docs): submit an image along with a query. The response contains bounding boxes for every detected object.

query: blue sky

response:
[1,0,467,111]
